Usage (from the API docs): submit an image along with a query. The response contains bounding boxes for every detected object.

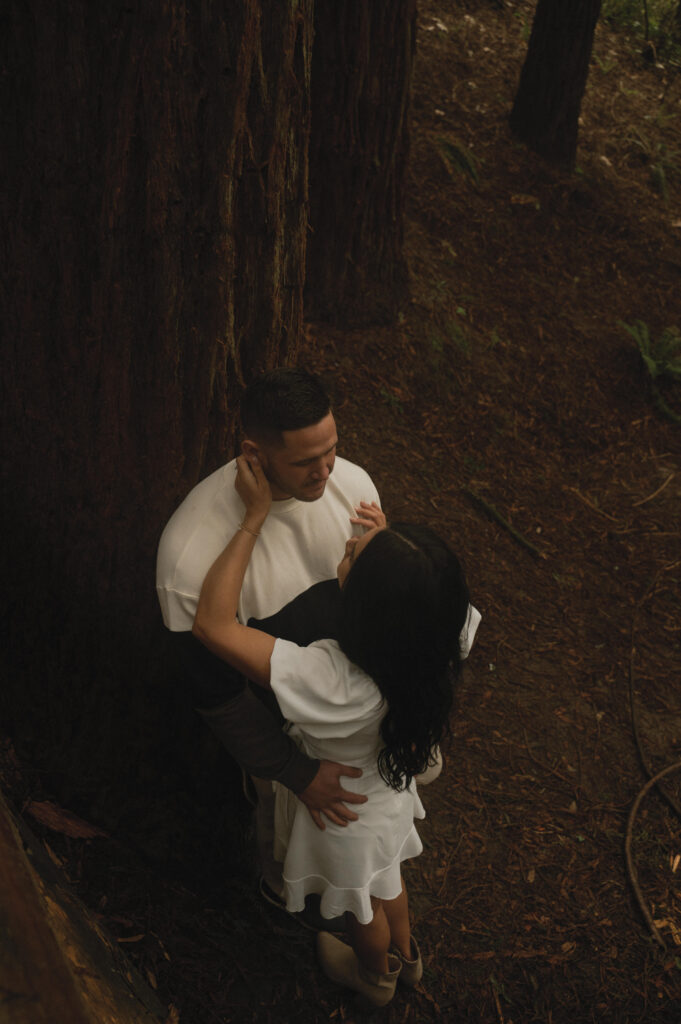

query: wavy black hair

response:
[241,368,331,445]
[338,523,470,792]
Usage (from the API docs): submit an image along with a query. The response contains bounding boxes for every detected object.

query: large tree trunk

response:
[305,0,416,327]
[0,787,164,1023]
[0,1,312,813]
[509,0,601,170]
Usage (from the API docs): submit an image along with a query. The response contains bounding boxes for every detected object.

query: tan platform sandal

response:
[391,936,423,986]
[317,932,402,1007]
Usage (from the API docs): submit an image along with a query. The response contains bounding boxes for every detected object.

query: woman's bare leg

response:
[381,876,411,959]
[346,898,390,974]
[347,876,412,972]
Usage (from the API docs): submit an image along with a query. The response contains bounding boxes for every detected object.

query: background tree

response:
[305,0,416,326]
[509,0,602,169]
[0,0,313,817]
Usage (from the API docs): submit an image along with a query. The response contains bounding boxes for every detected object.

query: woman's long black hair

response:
[338,523,470,791]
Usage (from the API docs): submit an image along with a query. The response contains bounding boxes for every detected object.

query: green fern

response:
[435,138,479,184]
[620,319,681,423]
[620,320,681,380]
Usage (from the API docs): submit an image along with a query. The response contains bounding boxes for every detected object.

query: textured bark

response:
[0,788,164,1023]
[0,0,312,799]
[509,0,601,169]
[305,0,416,326]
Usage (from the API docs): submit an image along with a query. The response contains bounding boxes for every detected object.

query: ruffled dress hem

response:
[281,825,423,925]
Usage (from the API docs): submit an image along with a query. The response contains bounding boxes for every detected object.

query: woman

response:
[193,455,474,1007]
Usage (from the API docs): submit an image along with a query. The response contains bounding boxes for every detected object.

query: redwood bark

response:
[1,0,312,804]
[509,0,601,169]
[0,788,163,1023]
[305,0,416,326]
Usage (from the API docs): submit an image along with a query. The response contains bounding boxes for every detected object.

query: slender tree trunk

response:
[305,0,416,327]
[1,0,312,810]
[509,0,601,169]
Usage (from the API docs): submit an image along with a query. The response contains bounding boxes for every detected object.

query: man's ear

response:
[241,439,260,459]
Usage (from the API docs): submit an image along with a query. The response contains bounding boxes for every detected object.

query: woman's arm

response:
[192,455,275,689]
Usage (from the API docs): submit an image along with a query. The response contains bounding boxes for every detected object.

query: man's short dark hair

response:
[241,368,331,444]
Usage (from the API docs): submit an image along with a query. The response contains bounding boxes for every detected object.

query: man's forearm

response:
[197,686,318,793]
[170,631,317,791]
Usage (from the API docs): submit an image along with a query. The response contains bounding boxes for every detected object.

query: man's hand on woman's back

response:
[298,760,367,830]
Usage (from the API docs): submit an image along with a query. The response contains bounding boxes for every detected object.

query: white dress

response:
[269,637,425,925]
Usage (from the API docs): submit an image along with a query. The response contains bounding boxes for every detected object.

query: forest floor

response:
[4,2,681,1022]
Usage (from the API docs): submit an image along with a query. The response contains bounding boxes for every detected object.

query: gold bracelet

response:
[239,522,260,538]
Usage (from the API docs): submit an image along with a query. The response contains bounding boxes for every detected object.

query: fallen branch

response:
[625,759,681,950]
[632,472,675,507]
[629,563,681,820]
[464,489,544,559]
[565,486,619,523]
[446,948,574,962]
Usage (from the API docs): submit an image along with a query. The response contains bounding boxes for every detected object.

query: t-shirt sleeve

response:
[270,639,383,738]
[460,604,481,660]
[366,474,380,505]
[358,468,380,508]
[340,459,380,510]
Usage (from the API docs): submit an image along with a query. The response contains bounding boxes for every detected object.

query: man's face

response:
[248,412,338,501]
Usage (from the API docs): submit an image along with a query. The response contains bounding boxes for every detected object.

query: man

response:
[156,368,379,918]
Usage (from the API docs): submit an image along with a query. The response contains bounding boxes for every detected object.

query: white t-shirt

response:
[156,456,380,630]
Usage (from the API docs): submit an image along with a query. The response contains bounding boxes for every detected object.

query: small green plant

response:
[622,124,675,198]
[445,319,470,354]
[425,277,450,309]
[552,572,581,588]
[602,0,681,63]
[650,143,679,201]
[379,386,403,415]
[626,128,680,200]
[594,53,617,73]
[620,319,681,422]
[428,328,444,354]
[649,107,680,129]
[601,0,644,32]
[435,137,479,184]
[512,9,531,42]
[621,320,681,380]
[601,0,675,36]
